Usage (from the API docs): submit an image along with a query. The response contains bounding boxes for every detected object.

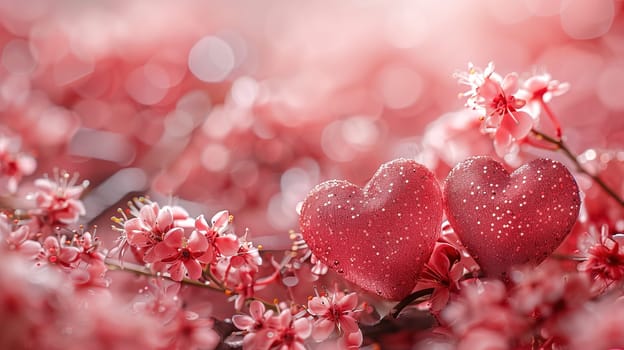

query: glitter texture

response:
[444,157,581,279]
[299,158,443,300]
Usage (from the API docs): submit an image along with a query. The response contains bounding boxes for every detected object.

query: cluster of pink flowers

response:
[232,289,363,350]
[455,62,569,158]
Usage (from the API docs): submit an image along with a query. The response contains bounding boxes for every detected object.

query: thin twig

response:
[549,253,588,262]
[390,288,434,319]
[105,258,225,291]
[531,129,624,207]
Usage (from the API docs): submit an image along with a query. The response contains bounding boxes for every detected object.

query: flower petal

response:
[337,293,358,311]
[215,235,239,256]
[163,228,185,248]
[168,261,185,281]
[211,210,230,234]
[249,300,266,321]
[19,241,43,259]
[184,259,203,280]
[195,215,210,231]
[188,230,208,252]
[294,317,312,339]
[312,318,335,341]
[308,296,329,315]
[139,204,157,228]
[493,128,513,158]
[503,111,533,139]
[157,206,174,232]
[232,315,255,331]
[154,242,178,260]
[339,315,359,334]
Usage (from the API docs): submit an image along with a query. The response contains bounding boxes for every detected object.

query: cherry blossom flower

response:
[455,62,534,157]
[416,241,464,315]
[37,235,80,268]
[232,300,276,349]
[215,257,280,310]
[517,73,570,105]
[120,202,185,263]
[110,199,191,262]
[517,72,569,138]
[0,135,36,193]
[227,234,262,272]
[29,171,88,228]
[307,290,361,345]
[577,224,624,292]
[267,309,312,350]
[74,231,105,265]
[151,228,212,281]
[1,223,42,259]
[233,302,311,350]
[194,211,239,262]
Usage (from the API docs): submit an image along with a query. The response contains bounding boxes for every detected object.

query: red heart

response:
[299,159,443,300]
[444,157,580,279]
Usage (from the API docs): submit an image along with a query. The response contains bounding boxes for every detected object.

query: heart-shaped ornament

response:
[299,159,443,300]
[444,157,580,279]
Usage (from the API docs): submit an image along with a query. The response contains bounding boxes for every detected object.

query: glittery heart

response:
[299,159,443,300]
[444,157,580,278]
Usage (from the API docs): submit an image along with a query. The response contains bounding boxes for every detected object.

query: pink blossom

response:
[455,62,534,157]
[29,171,88,227]
[151,229,212,281]
[214,258,279,310]
[232,300,276,349]
[74,231,105,265]
[37,235,80,268]
[228,235,262,272]
[517,73,569,104]
[233,302,311,350]
[577,225,624,292]
[517,72,569,138]
[122,202,185,263]
[307,291,360,343]
[2,224,42,259]
[0,136,36,193]
[194,212,240,261]
[416,241,464,315]
[267,309,312,350]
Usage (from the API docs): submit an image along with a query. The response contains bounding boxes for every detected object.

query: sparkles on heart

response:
[299,159,443,300]
[444,157,580,279]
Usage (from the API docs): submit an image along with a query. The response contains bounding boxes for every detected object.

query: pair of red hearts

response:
[299,157,580,300]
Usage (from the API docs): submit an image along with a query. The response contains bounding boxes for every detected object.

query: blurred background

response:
[0,0,622,246]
